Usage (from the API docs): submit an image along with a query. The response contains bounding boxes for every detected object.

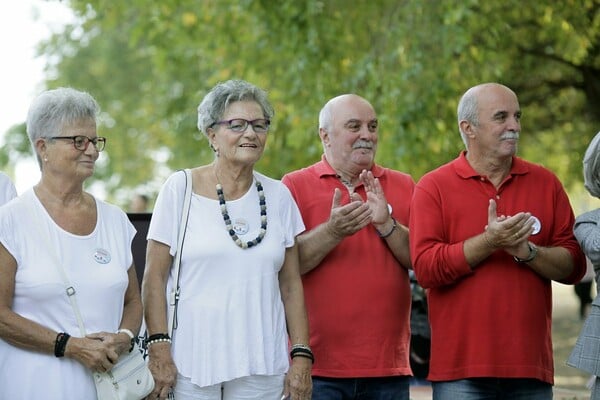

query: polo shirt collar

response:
[454,150,529,179]
[315,154,384,179]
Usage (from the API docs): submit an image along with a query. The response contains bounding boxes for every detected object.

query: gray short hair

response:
[584,131,600,198]
[26,87,99,167]
[457,87,480,147]
[197,80,274,136]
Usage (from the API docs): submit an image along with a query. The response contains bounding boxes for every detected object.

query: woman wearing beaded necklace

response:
[143,80,312,400]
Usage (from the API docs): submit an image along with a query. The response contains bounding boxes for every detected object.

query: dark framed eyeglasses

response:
[46,135,107,152]
[211,118,270,133]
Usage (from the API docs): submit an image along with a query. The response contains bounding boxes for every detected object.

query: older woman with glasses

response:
[143,79,312,400]
[0,87,143,399]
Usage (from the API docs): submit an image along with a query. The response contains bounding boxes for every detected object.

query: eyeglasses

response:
[211,118,270,133]
[46,135,107,152]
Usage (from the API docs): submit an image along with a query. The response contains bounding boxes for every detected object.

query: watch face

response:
[531,216,541,235]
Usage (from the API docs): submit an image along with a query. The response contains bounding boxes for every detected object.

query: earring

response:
[44,157,48,162]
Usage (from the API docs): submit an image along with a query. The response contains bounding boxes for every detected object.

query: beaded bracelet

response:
[54,332,71,358]
[376,218,397,238]
[146,337,172,347]
[146,333,172,347]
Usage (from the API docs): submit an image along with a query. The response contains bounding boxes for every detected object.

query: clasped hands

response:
[68,331,130,373]
[326,170,391,238]
[483,199,536,259]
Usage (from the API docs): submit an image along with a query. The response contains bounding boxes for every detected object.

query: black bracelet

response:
[54,332,70,358]
[376,218,397,238]
[290,347,315,363]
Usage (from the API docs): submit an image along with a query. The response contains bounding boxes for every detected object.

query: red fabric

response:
[282,156,414,377]
[409,151,586,384]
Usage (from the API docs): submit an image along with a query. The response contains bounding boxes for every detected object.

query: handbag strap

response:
[167,168,192,337]
[32,213,88,337]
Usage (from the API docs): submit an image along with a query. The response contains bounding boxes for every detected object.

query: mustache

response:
[352,140,373,150]
[500,131,520,140]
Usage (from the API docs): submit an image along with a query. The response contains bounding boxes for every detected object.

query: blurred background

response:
[1,1,599,395]
[1,0,599,214]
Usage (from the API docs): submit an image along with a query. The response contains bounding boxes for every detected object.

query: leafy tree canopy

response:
[2,0,598,208]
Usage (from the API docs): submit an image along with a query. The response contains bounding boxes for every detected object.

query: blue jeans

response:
[311,376,410,400]
[432,378,552,400]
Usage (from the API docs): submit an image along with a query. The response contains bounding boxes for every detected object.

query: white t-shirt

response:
[0,189,136,400]
[148,170,304,388]
[0,172,17,206]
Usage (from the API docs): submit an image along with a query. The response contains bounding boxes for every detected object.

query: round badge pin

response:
[233,218,250,235]
[93,248,111,264]
[531,216,541,235]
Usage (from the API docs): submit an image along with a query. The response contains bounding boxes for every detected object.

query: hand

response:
[485,199,535,254]
[360,169,390,226]
[325,187,372,239]
[147,343,177,400]
[283,357,312,400]
[67,334,119,373]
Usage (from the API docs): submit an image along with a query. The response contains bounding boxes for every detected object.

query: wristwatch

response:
[513,242,538,263]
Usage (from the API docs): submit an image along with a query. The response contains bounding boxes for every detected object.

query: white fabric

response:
[0,172,17,206]
[0,189,136,400]
[174,372,285,400]
[148,170,305,388]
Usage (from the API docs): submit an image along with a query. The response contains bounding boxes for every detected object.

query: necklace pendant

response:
[216,179,267,249]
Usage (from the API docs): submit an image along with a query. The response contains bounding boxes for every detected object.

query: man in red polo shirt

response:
[409,82,586,399]
[283,94,414,400]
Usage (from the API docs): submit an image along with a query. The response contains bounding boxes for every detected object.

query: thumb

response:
[487,198,497,224]
[331,187,342,209]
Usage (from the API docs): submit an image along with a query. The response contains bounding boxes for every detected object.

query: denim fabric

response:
[311,376,410,400]
[432,378,552,400]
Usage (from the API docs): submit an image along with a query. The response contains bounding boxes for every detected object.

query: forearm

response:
[119,267,143,335]
[373,218,412,269]
[297,222,344,275]
[282,282,310,345]
[0,310,58,354]
[522,245,574,281]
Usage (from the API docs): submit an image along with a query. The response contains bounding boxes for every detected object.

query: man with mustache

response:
[282,94,414,400]
[409,82,586,399]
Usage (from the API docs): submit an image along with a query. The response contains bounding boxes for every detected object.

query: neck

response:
[34,179,85,207]
[213,162,254,199]
[466,151,512,187]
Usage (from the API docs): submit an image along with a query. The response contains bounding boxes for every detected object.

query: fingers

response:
[487,199,497,225]
[331,188,342,210]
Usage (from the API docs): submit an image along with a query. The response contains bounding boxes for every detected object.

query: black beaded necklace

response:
[216,179,267,249]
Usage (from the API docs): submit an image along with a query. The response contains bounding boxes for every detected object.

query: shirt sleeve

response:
[409,178,473,289]
[147,170,188,256]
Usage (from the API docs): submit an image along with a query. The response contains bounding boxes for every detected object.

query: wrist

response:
[116,328,135,352]
[513,242,538,263]
[375,218,397,238]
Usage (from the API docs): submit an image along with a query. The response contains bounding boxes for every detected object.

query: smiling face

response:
[38,117,99,181]
[207,100,268,168]
[320,94,378,174]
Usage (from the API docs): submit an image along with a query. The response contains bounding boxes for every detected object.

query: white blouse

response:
[148,170,305,388]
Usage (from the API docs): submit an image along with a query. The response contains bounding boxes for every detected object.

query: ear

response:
[35,137,48,161]
[459,120,475,139]
[319,127,330,146]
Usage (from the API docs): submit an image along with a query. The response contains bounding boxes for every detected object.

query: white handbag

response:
[92,341,155,400]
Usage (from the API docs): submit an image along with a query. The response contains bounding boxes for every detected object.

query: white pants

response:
[173,373,285,400]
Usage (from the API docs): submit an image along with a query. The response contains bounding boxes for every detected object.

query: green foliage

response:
[1,0,598,206]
